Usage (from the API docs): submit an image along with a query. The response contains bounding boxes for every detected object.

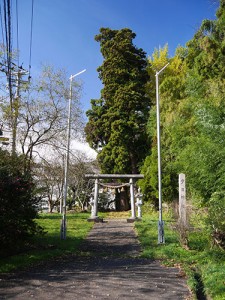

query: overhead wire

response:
[0,3,6,61]
[3,1,8,55]
[16,0,19,67]
[0,0,34,99]
[3,0,13,106]
[3,0,8,61]
[28,0,34,81]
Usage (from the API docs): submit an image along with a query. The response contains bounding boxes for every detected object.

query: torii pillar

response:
[88,178,102,222]
[127,178,136,222]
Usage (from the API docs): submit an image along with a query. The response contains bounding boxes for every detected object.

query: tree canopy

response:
[139,0,225,244]
[85,28,150,174]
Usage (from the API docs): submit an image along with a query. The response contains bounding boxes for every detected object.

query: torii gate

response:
[85,174,144,222]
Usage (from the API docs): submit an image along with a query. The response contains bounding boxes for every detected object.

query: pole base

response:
[127,217,137,223]
[60,218,67,240]
[87,217,103,223]
[158,221,165,244]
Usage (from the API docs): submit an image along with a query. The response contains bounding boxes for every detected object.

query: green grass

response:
[0,212,93,273]
[135,208,225,300]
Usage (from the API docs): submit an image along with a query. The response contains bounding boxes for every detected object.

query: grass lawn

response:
[0,212,94,273]
[135,206,225,300]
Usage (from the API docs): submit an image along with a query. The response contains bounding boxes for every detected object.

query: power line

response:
[3,1,8,53]
[28,0,34,81]
[0,3,6,60]
[3,0,13,106]
[1,0,34,103]
[16,0,19,67]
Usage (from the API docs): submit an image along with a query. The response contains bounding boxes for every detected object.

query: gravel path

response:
[0,219,192,299]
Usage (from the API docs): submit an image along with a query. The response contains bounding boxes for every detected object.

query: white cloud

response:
[71,140,97,160]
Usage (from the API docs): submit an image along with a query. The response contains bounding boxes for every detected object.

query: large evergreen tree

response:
[85,28,150,174]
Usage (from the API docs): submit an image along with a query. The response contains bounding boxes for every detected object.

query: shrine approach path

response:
[0,218,192,299]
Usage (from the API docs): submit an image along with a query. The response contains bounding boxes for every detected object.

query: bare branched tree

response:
[17,65,84,160]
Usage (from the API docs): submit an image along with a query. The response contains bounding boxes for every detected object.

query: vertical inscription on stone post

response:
[179,173,186,226]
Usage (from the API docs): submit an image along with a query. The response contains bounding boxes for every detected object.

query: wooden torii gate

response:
[85,174,144,222]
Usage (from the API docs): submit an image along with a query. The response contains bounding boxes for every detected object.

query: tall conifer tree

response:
[85,28,150,174]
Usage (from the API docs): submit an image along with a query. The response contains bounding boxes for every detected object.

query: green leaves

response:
[141,1,225,211]
[0,149,40,255]
[85,27,150,174]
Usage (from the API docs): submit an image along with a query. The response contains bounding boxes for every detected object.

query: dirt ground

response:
[0,219,192,299]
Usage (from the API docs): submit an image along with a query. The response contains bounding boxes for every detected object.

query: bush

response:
[0,150,41,255]
[207,191,225,249]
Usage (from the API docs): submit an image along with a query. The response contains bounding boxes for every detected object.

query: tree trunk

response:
[130,152,138,174]
[115,188,130,211]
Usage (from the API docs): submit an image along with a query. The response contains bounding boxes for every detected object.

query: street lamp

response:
[155,63,169,244]
[61,68,86,240]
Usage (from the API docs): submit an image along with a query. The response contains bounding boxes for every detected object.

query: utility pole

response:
[10,66,28,154]
[155,63,169,244]
[1,62,29,154]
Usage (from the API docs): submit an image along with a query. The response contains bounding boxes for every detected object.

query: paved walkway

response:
[0,219,192,299]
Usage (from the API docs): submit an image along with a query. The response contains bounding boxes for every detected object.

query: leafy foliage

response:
[207,192,225,248]
[141,2,225,246]
[140,45,187,204]
[85,28,150,174]
[0,150,41,255]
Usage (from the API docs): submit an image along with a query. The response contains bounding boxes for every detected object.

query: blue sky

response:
[8,0,219,116]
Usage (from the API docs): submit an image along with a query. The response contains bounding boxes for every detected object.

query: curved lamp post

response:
[155,63,169,244]
[61,69,86,240]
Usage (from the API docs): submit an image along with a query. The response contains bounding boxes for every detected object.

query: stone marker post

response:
[179,173,186,226]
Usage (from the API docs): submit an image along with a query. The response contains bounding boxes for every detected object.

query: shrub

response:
[0,149,41,255]
[207,191,225,249]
